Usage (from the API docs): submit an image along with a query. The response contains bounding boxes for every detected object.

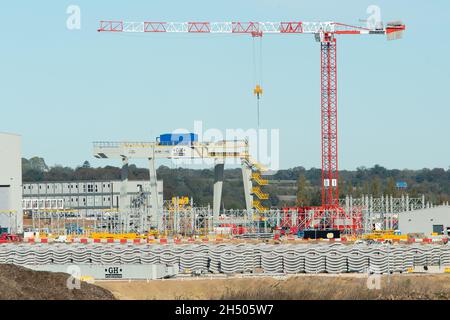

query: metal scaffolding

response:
[23,194,432,238]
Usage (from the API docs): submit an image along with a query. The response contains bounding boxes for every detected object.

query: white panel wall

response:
[30,184,38,194]
[0,133,23,233]
[23,185,31,195]
[54,183,63,194]
[22,179,164,217]
[398,206,450,236]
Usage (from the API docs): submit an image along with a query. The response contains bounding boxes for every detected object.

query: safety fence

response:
[20,236,445,244]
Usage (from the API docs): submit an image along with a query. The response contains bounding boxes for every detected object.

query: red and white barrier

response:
[17,236,448,245]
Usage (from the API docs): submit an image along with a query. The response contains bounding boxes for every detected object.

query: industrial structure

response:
[22,180,163,216]
[0,132,23,233]
[93,135,269,233]
[18,189,437,239]
[1,5,450,291]
[340,194,429,232]
[7,15,447,244]
[22,179,164,235]
[97,19,406,234]
[399,205,450,236]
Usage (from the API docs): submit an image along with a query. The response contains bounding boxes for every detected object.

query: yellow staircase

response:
[252,186,269,200]
[247,157,270,212]
[252,172,269,186]
[252,200,268,212]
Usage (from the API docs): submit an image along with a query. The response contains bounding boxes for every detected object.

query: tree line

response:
[22,158,450,208]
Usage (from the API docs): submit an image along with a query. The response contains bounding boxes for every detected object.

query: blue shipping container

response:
[159,133,198,146]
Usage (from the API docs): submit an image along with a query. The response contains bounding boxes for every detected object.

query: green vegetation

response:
[218,275,450,300]
[22,159,450,208]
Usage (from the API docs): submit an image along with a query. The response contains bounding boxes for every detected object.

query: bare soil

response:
[98,274,450,300]
[0,264,115,300]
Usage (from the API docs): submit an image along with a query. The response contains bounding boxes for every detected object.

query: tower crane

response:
[97,19,405,234]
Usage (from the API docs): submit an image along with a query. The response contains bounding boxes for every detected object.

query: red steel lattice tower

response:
[320,34,338,208]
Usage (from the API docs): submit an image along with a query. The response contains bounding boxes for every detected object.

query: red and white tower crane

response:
[97,19,405,233]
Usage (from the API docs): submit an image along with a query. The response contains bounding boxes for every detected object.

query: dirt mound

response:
[99,274,450,300]
[0,264,115,300]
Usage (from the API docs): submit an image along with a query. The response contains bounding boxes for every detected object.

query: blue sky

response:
[0,1,449,170]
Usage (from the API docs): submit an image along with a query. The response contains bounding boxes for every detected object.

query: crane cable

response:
[252,36,263,130]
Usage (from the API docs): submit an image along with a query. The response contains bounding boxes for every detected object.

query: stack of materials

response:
[0,243,448,275]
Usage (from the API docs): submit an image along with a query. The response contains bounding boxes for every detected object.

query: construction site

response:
[0,3,449,301]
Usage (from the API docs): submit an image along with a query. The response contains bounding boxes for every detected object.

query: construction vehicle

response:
[362,230,407,242]
[89,232,147,240]
[148,228,159,238]
[171,196,191,207]
[0,232,21,243]
[65,223,83,235]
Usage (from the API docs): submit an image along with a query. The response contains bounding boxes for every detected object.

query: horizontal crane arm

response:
[98,20,405,37]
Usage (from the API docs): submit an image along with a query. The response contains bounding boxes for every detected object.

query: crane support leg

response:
[241,160,253,212]
[320,36,339,208]
[213,160,224,221]
[148,156,161,230]
[120,156,129,233]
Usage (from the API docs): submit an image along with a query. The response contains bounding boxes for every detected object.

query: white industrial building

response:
[0,133,23,233]
[22,180,163,216]
[398,205,450,236]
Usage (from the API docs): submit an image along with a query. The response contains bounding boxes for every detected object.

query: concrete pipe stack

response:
[0,243,448,275]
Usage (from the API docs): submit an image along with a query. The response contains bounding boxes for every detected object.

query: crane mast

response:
[98,19,405,226]
[320,33,338,208]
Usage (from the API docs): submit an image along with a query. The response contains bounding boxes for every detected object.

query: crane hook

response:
[253,84,263,99]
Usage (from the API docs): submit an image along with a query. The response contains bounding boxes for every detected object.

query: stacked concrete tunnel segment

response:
[2,243,449,275]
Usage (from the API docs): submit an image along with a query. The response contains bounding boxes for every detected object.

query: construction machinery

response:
[253,84,263,129]
[89,232,147,240]
[0,232,21,243]
[362,230,408,242]
[93,136,270,232]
